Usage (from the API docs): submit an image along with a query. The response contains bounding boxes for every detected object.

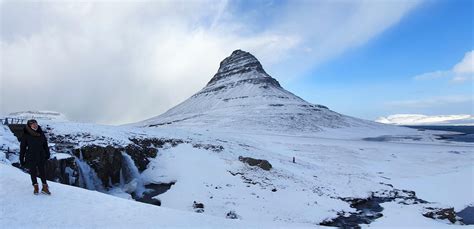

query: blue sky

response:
[283,0,473,120]
[1,0,472,124]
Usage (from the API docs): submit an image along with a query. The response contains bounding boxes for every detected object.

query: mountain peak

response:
[133,48,372,132]
[207,49,270,86]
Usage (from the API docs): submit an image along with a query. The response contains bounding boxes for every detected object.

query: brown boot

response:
[33,184,39,195]
[41,183,51,195]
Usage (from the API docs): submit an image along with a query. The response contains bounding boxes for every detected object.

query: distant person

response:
[20,119,51,195]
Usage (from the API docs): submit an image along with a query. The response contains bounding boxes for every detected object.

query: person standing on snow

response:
[20,119,51,195]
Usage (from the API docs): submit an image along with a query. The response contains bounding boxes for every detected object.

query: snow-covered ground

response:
[376,114,474,126]
[0,163,312,228]
[1,50,472,227]
[1,118,472,227]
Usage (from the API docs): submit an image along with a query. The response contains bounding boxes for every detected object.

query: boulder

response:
[423,207,458,224]
[238,156,272,171]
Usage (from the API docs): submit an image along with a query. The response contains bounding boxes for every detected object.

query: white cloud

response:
[0,0,421,124]
[386,95,473,109]
[414,50,474,83]
[413,70,449,80]
[453,50,474,74]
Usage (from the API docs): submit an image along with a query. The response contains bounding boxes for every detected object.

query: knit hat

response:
[27,119,38,127]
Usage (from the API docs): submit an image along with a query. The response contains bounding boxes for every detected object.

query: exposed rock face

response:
[423,207,459,224]
[44,156,79,185]
[134,49,372,133]
[204,49,281,90]
[73,146,123,187]
[238,156,272,171]
[126,138,162,172]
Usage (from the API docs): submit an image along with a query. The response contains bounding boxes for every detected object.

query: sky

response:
[0,0,472,125]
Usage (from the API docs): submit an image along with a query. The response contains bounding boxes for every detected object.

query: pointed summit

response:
[134,49,371,133]
[207,50,279,86]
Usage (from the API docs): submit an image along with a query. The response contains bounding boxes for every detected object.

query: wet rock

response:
[44,156,79,185]
[73,145,123,187]
[124,144,157,172]
[238,156,272,171]
[423,207,458,224]
[322,188,430,228]
[132,183,175,207]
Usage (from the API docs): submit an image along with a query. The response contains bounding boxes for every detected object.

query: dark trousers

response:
[29,161,47,185]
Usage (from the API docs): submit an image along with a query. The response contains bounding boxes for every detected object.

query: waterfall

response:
[75,149,104,191]
[121,152,146,198]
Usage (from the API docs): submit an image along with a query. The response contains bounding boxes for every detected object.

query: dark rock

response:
[226,211,240,219]
[423,207,458,224]
[192,143,224,152]
[131,183,175,207]
[238,156,272,171]
[124,144,157,172]
[271,188,277,192]
[44,156,79,185]
[206,50,278,87]
[73,145,123,187]
[193,201,205,213]
[323,188,430,228]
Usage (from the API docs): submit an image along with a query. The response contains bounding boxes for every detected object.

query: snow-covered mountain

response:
[133,50,373,133]
[6,110,68,122]
[376,114,474,126]
[1,50,473,228]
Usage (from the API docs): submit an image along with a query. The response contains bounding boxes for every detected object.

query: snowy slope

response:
[131,50,375,133]
[1,50,472,227]
[0,163,313,228]
[1,116,472,227]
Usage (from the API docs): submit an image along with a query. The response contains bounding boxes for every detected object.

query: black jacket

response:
[20,125,50,165]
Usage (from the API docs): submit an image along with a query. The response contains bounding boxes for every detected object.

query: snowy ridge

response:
[6,110,68,121]
[376,114,474,126]
[132,50,375,133]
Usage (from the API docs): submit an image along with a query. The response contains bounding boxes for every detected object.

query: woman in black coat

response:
[20,119,51,195]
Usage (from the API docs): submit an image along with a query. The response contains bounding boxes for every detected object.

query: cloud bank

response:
[1,0,421,124]
[414,50,474,83]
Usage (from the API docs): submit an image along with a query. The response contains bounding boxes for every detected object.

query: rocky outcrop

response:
[423,207,459,224]
[193,201,205,213]
[238,156,272,171]
[206,50,277,87]
[321,188,430,228]
[226,211,240,219]
[44,156,79,185]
